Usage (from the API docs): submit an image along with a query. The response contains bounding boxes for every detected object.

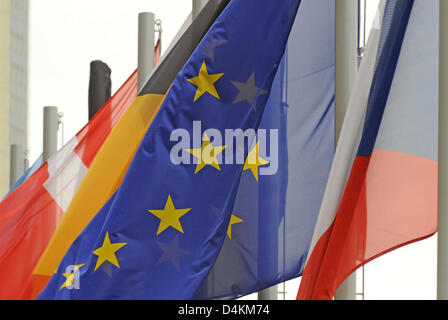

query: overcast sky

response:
[27,0,437,300]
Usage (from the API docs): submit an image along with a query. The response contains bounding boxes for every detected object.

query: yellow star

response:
[243,141,270,182]
[148,195,192,236]
[187,61,224,102]
[227,215,244,240]
[60,264,84,290]
[186,133,227,174]
[93,232,127,272]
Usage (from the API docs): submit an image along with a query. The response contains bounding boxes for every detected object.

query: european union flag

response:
[38,0,302,299]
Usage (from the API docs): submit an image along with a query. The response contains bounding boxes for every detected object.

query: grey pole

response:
[9,144,25,188]
[138,12,156,92]
[333,0,359,301]
[42,106,59,236]
[43,106,59,162]
[258,285,278,300]
[193,0,208,19]
[89,60,111,120]
[438,0,448,300]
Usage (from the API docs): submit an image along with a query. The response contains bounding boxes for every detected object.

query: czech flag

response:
[298,0,439,300]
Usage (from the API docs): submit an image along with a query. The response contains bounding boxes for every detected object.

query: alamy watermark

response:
[63,265,82,290]
[169,121,278,176]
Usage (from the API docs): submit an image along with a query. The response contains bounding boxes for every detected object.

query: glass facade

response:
[0,0,28,196]
[9,0,28,148]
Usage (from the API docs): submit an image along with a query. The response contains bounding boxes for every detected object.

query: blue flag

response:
[38,0,302,300]
[195,0,335,299]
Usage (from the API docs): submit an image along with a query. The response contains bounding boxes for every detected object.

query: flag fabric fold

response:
[297,0,438,300]
[37,0,301,300]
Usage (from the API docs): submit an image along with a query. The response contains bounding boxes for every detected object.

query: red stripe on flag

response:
[298,156,370,300]
[298,150,437,300]
[75,70,138,167]
[154,39,161,67]
[0,164,64,300]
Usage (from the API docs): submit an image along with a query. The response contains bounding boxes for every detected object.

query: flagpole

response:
[193,0,208,19]
[43,106,58,162]
[9,144,25,188]
[438,0,448,300]
[43,106,59,234]
[334,0,359,300]
[138,12,156,92]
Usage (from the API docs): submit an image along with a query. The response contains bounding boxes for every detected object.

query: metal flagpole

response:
[43,106,59,162]
[193,0,209,19]
[334,0,359,301]
[138,12,156,92]
[42,106,59,247]
[258,285,278,300]
[438,0,448,300]
[9,144,25,188]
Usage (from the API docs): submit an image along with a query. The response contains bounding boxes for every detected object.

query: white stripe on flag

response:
[305,0,386,262]
[43,137,88,212]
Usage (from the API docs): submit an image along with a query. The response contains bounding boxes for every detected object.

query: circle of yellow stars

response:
[59,56,272,287]
[147,60,270,252]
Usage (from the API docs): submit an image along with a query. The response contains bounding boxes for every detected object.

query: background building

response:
[0,0,29,197]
